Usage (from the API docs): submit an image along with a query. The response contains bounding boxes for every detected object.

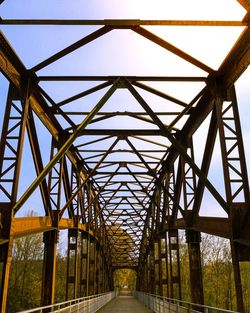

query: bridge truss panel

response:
[0,2,250,312]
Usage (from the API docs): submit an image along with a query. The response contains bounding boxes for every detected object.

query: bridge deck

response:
[97,296,153,313]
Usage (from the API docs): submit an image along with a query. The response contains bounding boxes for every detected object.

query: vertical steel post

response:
[149,241,156,293]
[0,82,30,313]
[160,233,169,297]
[66,229,79,300]
[41,139,62,305]
[0,204,14,313]
[41,229,58,306]
[99,247,104,293]
[168,229,182,299]
[186,230,204,306]
[88,238,96,295]
[154,187,162,295]
[80,232,90,296]
[215,85,249,313]
[95,242,100,294]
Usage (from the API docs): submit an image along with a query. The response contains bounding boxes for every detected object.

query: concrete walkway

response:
[97,296,153,313]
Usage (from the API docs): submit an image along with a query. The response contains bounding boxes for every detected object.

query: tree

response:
[241,262,250,313]
[178,234,191,302]
[7,213,68,312]
[178,233,250,313]
[200,235,235,310]
[7,231,43,312]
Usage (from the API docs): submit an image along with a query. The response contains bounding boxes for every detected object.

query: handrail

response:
[134,291,240,313]
[17,291,115,313]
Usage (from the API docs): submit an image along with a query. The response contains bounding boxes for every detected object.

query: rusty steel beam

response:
[131,26,213,73]
[166,217,231,239]
[161,25,250,176]
[186,230,204,307]
[236,0,250,10]
[78,129,167,136]
[125,80,229,212]
[77,149,166,153]
[190,109,218,222]
[126,138,185,217]
[41,230,58,306]
[54,81,112,108]
[218,26,250,88]
[59,138,119,219]
[26,112,52,215]
[0,33,24,87]
[0,217,92,239]
[132,81,188,107]
[31,26,113,72]
[38,75,206,82]
[12,82,118,213]
[56,111,188,116]
[0,79,31,313]
[0,19,247,26]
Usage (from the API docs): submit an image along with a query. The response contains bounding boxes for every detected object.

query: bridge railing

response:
[17,291,115,313]
[134,291,239,313]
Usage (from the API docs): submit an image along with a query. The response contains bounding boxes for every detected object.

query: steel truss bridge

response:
[0,1,250,312]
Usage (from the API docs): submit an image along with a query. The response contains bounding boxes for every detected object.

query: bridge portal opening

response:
[113,268,137,296]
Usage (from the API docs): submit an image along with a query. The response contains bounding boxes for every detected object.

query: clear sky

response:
[0,0,246,19]
[0,0,249,220]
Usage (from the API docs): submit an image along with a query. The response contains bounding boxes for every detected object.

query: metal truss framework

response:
[0,2,250,312]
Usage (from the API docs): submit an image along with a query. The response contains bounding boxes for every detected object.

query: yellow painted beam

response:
[11,216,90,238]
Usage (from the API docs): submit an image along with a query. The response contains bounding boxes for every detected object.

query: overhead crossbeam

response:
[0,19,247,26]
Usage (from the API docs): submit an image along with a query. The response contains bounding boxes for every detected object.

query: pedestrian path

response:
[97,296,153,313]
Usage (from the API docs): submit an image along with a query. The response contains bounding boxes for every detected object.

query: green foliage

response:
[54,237,67,303]
[7,235,68,312]
[179,234,250,313]
[241,262,250,312]
[201,235,236,310]
[179,239,191,302]
[7,233,43,313]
